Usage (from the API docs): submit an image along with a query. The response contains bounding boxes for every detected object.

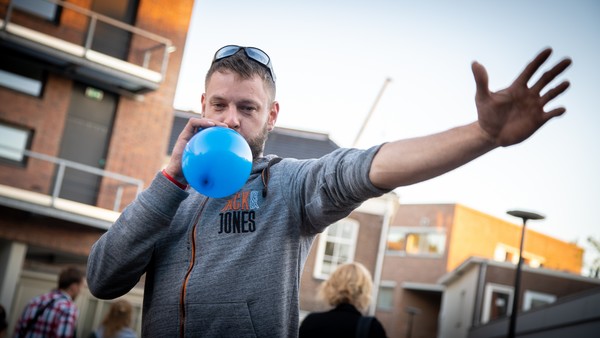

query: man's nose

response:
[222,106,240,129]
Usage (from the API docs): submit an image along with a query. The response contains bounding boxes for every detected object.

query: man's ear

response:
[200,93,207,115]
[267,101,280,131]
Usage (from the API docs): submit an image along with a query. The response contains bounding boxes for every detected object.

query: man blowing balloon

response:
[87,45,571,337]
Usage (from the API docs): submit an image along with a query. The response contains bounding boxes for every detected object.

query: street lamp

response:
[506,210,545,338]
[405,306,421,338]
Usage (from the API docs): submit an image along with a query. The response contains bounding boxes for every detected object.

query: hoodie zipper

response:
[176,161,276,336]
[179,198,208,338]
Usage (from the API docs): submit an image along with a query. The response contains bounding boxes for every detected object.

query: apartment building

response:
[299,203,586,338]
[439,257,600,338]
[0,0,194,335]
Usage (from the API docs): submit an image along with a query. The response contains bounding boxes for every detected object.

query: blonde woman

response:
[93,300,136,338]
[299,262,387,337]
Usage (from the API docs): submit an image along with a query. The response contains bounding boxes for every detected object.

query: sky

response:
[174,0,600,273]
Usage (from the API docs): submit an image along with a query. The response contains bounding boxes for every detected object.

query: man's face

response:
[71,280,84,300]
[201,70,279,158]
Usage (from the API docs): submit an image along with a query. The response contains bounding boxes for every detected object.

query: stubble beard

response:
[246,121,269,160]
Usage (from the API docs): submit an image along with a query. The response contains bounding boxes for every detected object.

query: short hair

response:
[205,49,277,100]
[319,262,373,312]
[58,266,84,290]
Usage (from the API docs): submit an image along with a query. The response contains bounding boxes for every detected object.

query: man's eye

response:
[241,106,256,113]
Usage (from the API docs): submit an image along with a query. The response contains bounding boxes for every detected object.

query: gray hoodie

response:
[87,146,387,337]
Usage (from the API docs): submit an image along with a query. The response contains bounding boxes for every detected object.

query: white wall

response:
[438,265,480,338]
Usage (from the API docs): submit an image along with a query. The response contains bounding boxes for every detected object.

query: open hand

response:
[472,48,572,147]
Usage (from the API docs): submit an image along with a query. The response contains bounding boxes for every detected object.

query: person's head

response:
[102,299,133,337]
[58,266,85,300]
[319,262,374,312]
[202,45,280,158]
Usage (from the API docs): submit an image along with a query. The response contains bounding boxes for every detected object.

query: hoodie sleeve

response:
[86,171,189,299]
[287,145,392,234]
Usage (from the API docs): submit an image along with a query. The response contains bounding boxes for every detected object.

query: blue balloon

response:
[182,127,253,198]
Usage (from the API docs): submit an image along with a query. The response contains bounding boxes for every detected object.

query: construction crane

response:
[352,77,392,147]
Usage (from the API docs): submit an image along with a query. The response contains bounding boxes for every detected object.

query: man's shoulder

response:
[26,290,54,305]
[50,292,77,313]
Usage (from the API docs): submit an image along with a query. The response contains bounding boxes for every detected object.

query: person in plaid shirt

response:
[14,267,84,338]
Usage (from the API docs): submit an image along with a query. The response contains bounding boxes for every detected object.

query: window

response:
[493,244,545,268]
[168,111,199,155]
[0,122,33,165]
[523,290,556,311]
[386,226,446,256]
[0,70,43,96]
[376,282,395,311]
[482,283,513,323]
[313,219,359,279]
[12,0,60,22]
[0,53,46,97]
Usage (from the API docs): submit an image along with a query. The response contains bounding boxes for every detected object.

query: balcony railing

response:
[0,144,143,229]
[0,0,175,95]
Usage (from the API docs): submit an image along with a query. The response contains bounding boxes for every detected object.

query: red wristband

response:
[161,169,188,190]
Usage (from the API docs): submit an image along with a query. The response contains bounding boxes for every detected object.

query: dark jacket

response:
[299,303,387,338]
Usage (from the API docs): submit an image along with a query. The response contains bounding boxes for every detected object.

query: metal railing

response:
[0,144,143,212]
[1,0,174,81]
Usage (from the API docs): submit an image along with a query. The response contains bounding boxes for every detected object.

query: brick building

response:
[298,203,586,338]
[0,2,591,337]
[0,0,194,335]
[440,258,600,338]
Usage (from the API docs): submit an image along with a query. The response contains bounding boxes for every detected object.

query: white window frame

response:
[376,280,396,311]
[313,218,359,280]
[0,69,43,97]
[482,283,514,324]
[0,122,32,164]
[12,0,60,21]
[523,290,556,311]
[493,243,546,268]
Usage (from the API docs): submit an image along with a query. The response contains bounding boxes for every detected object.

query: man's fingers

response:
[188,117,217,130]
[183,117,227,136]
[472,61,490,99]
[531,58,572,94]
[514,48,553,86]
[543,107,567,123]
[541,81,571,105]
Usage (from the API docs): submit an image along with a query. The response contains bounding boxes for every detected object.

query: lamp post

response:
[405,306,421,338]
[506,210,545,338]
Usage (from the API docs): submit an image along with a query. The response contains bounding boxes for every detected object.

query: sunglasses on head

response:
[213,45,276,82]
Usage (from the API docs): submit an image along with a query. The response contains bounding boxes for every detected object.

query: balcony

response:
[0,145,143,229]
[0,0,174,96]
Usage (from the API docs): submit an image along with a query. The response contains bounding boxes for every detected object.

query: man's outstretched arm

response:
[370,48,572,189]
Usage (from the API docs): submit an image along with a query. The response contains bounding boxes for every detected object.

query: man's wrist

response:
[161,169,188,190]
[471,121,498,148]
